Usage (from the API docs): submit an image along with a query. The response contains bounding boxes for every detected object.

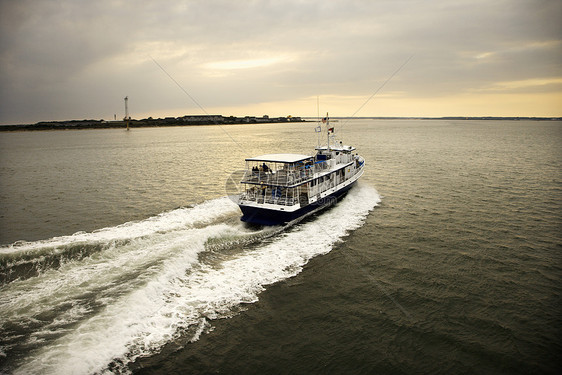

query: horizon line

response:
[2,115,562,127]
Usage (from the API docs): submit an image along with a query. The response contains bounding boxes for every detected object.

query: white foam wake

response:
[0,197,239,255]
[9,185,380,375]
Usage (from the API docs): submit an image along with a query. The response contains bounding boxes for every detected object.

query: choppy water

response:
[0,120,561,374]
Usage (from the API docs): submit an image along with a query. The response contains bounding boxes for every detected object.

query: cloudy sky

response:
[1,0,561,124]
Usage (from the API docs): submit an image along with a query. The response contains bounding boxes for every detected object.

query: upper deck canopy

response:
[245,153,313,163]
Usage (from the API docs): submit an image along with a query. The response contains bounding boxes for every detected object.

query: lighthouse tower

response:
[124,96,130,131]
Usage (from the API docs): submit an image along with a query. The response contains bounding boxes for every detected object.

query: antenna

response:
[340,55,414,131]
[124,96,130,131]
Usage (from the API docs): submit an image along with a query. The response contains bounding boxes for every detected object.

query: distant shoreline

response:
[1,115,560,131]
[0,115,305,132]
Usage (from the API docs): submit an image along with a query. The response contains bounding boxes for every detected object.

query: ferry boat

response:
[237,116,365,225]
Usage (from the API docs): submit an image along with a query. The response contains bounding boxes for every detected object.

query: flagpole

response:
[326,112,330,151]
[317,96,321,147]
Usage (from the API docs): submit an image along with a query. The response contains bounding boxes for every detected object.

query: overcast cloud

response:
[0,0,561,124]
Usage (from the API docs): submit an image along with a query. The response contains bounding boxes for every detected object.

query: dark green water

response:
[1,120,560,374]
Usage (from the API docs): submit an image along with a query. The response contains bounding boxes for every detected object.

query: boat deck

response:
[241,169,314,187]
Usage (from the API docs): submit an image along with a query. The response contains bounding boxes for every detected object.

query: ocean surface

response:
[0,119,560,374]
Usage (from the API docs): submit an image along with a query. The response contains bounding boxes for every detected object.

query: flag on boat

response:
[322,112,330,125]
[314,126,322,132]
[328,127,334,133]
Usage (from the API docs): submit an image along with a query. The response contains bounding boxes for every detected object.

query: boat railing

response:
[241,168,314,187]
[240,190,298,206]
[313,160,329,173]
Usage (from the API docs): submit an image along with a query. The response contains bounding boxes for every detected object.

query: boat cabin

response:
[239,145,361,209]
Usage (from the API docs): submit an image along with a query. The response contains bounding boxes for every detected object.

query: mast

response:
[317,96,320,147]
[325,112,330,151]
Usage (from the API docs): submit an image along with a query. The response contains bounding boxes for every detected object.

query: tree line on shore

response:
[0,115,305,131]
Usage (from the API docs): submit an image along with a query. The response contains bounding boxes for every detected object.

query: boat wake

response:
[0,184,380,375]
